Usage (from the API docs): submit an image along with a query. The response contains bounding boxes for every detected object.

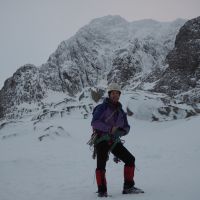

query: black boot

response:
[123,181,144,194]
[98,191,108,197]
[122,181,134,194]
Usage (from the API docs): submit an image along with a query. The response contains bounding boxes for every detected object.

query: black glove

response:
[112,128,126,139]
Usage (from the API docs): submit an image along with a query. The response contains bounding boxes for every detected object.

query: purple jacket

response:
[91,98,130,135]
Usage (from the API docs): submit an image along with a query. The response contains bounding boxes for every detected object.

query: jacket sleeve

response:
[91,104,112,133]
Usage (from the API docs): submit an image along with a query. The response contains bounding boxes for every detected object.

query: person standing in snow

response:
[91,83,143,197]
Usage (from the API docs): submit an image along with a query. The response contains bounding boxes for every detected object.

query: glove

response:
[111,128,126,140]
[110,126,118,134]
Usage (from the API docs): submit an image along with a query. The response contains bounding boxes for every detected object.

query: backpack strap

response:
[104,108,118,123]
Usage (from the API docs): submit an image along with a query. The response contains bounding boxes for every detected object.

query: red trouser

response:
[96,141,135,192]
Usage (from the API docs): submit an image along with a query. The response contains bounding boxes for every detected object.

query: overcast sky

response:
[0,0,199,88]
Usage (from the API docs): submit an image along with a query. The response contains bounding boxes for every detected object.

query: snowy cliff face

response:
[1,15,199,121]
[46,16,186,92]
[153,16,200,104]
[0,64,46,119]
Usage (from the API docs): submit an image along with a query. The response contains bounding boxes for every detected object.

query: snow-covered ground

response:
[0,114,200,200]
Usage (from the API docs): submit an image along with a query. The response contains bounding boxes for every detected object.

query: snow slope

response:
[0,114,200,200]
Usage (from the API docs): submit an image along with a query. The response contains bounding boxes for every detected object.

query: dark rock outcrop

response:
[153,16,200,103]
